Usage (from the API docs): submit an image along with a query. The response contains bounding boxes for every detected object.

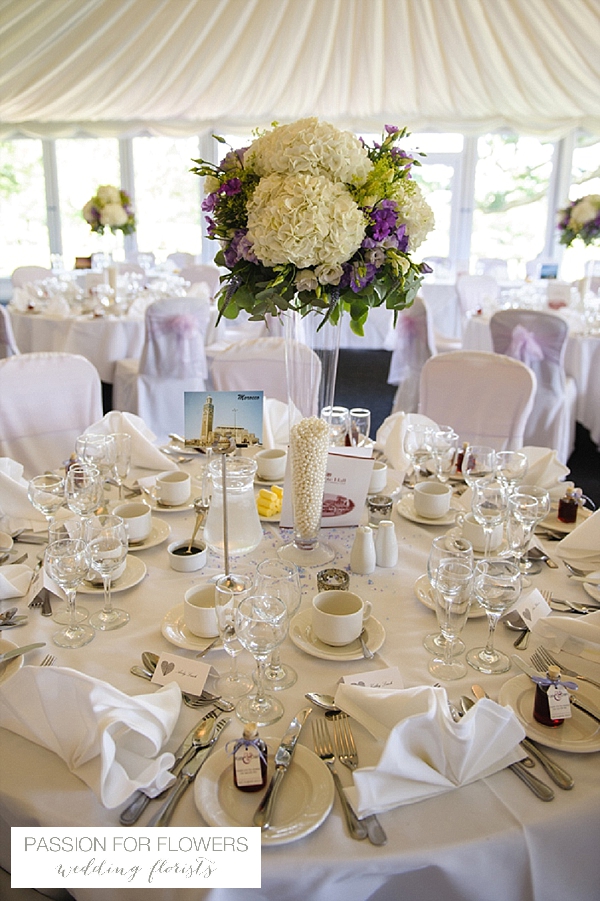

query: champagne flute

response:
[349,408,371,446]
[28,473,65,535]
[424,534,474,655]
[110,432,132,499]
[467,559,522,674]
[471,477,509,558]
[403,424,434,483]
[428,559,473,681]
[214,573,254,700]
[85,514,129,630]
[45,538,95,648]
[64,463,103,516]
[461,445,495,488]
[254,558,302,690]
[234,594,288,727]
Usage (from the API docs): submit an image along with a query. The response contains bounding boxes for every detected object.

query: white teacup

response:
[113,501,152,543]
[368,460,388,494]
[155,471,191,506]
[255,448,287,481]
[312,590,372,646]
[413,481,452,518]
[455,512,503,553]
[184,583,218,637]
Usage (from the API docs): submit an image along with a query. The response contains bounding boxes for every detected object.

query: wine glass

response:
[471,477,509,558]
[424,534,474,656]
[47,516,89,625]
[467,559,522,674]
[494,451,528,494]
[214,573,254,701]
[234,594,288,727]
[28,473,65,535]
[428,559,473,681]
[403,424,434,483]
[349,408,371,446]
[431,426,459,483]
[44,538,95,648]
[109,433,132,499]
[506,486,551,575]
[85,514,129,630]
[321,405,350,446]
[461,445,496,488]
[254,558,302,691]
[75,433,116,500]
[64,463,103,516]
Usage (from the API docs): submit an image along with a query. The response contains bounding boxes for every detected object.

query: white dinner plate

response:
[195,740,334,845]
[78,555,146,594]
[498,674,600,753]
[159,444,205,458]
[396,495,460,527]
[413,573,486,618]
[289,608,385,661]
[0,637,24,685]
[161,604,222,652]
[538,505,592,535]
[126,518,170,551]
[583,582,600,603]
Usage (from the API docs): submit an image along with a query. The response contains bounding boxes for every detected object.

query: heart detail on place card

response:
[161,661,175,676]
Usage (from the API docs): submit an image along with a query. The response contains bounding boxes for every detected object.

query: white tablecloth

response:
[1,456,599,901]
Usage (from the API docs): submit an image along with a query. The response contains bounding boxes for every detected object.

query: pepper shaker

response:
[350,525,376,574]
[375,520,398,567]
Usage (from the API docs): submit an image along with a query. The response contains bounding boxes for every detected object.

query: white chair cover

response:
[0,352,103,477]
[456,274,500,317]
[0,306,19,358]
[490,309,577,464]
[418,350,536,451]
[11,266,51,287]
[112,297,212,443]
[388,297,437,413]
[181,264,221,297]
[474,258,509,281]
[166,252,195,270]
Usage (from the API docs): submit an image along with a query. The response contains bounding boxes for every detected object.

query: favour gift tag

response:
[342,666,404,689]
[150,652,213,696]
[512,587,551,628]
[547,684,572,720]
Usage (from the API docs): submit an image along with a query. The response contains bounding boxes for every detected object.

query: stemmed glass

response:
[467,559,522,674]
[349,408,371,446]
[506,486,551,576]
[44,538,95,648]
[28,474,65,535]
[471,477,509,558]
[64,463,103,517]
[494,451,528,494]
[424,534,474,656]
[428,559,473,681]
[461,445,496,488]
[75,434,116,501]
[109,433,132,499]
[234,594,289,727]
[214,573,254,701]
[403,424,434,483]
[47,516,89,625]
[85,514,129,630]
[431,426,459,483]
[254,558,302,690]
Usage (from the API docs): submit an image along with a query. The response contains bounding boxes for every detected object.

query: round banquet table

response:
[0,457,599,901]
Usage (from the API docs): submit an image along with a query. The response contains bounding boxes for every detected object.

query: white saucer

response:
[143,496,195,513]
[498,674,600,753]
[583,582,600,603]
[444,526,508,559]
[195,740,334,845]
[0,637,24,685]
[289,608,385,661]
[413,573,486,618]
[254,474,284,486]
[161,603,222,652]
[396,495,459,526]
[79,555,146,594]
[127,518,170,552]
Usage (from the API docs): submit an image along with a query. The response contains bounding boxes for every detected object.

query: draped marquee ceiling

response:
[1,0,599,140]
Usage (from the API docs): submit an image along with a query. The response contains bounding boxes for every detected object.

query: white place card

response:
[512,587,551,628]
[150,652,212,696]
[341,666,404,689]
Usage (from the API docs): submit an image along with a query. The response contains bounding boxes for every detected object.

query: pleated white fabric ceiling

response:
[1,0,599,139]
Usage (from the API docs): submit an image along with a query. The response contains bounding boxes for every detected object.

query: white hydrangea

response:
[96,185,121,205]
[100,203,128,228]
[247,173,365,268]
[390,180,435,251]
[570,194,600,229]
[247,118,372,186]
[82,200,97,224]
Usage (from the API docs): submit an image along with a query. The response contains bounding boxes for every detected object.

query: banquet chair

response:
[112,296,212,442]
[181,264,221,297]
[166,252,195,270]
[0,304,20,357]
[388,297,437,413]
[490,309,577,463]
[0,352,103,478]
[456,274,500,317]
[418,351,536,450]
[11,266,51,287]
[474,258,509,281]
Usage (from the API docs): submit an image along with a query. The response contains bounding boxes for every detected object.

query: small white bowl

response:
[167,539,207,572]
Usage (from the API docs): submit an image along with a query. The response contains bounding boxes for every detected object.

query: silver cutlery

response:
[304,691,342,714]
[526,547,558,569]
[129,663,234,712]
[332,714,387,845]
[0,642,46,668]
[12,532,48,545]
[531,646,600,691]
[520,738,574,790]
[0,616,29,629]
[312,718,368,840]
[563,561,595,578]
[358,628,375,660]
[254,706,312,830]
[40,654,55,667]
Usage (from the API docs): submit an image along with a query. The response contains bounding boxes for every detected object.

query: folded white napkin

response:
[520,446,571,499]
[83,411,178,472]
[333,683,525,816]
[0,666,181,808]
[0,457,47,530]
[0,564,32,599]
[555,508,600,570]
[532,610,600,663]
[374,412,438,474]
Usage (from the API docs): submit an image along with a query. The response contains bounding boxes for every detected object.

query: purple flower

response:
[220,148,247,171]
[385,125,400,135]
[223,229,257,267]
[206,217,217,238]
[202,193,217,213]
[395,223,409,253]
[348,261,377,292]
[370,201,398,241]
[219,178,242,196]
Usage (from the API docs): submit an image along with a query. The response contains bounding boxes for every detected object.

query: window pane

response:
[472,135,554,280]
[412,162,454,259]
[0,139,48,277]
[133,137,202,262]
[560,132,600,282]
[56,138,120,267]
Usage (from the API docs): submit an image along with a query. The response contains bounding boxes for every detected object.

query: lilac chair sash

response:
[505,324,545,368]
[140,298,210,379]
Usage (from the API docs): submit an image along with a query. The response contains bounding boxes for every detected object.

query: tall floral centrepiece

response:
[557,194,600,248]
[192,118,434,334]
[82,185,136,236]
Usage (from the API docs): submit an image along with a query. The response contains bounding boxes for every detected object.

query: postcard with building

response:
[184,391,264,448]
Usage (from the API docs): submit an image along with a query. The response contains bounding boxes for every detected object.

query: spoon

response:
[358,628,375,659]
[304,692,342,714]
[0,607,18,623]
[185,497,210,554]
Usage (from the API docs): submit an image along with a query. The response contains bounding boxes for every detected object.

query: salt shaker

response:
[375,520,398,567]
[350,525,376,574]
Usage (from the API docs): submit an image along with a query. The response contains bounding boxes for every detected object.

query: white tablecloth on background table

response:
[0,452,599,901]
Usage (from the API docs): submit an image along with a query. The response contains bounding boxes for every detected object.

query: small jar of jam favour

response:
[557,487,583,524]
[232,723,268,792]
[532,665,578,727]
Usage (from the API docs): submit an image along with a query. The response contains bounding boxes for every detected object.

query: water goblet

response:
[349,408,371,446]
[75,433,116,500]
[403,424,434,483]
[47,517,89,625]
[507,485,551,575]
[428,560,473,681]
[461,445,496,488]
[45,538,95,648]
[431,426,459,483]
[254,558,302,691]
[214,573,254,701]
[64,463,103,517]
[494,451,528,494]
[466,559,522,674]
[234,594,288,727]
[109,433,132,500]
[424,534,474,656]
[28,473,65,535]
[85,514,130,630]
[321,405,350,446]
[471,477,509,558]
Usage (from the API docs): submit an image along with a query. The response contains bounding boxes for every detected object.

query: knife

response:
[148,716,230,827]
[119,710,218,825]
[13,533,48,545]
[0,642,45,664]
[253,706,312,830]
[512,654,600,725]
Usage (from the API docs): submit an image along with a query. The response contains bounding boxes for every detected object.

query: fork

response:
[332,715,387,845]
[40,654,55,666]
[312,719,367,841]
[531,647,600,691]
[541,589,600,615]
